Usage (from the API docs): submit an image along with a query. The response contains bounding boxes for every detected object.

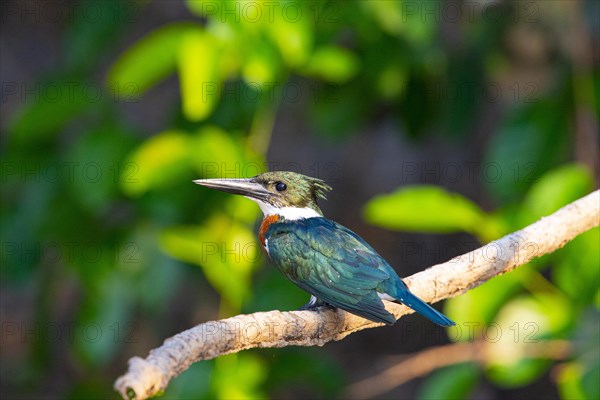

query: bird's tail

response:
[397,290,455,327]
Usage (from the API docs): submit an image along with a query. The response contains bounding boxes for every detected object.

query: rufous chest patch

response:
[259,214,280,251]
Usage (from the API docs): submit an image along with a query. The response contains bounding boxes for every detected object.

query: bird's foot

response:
[299,295,336,311]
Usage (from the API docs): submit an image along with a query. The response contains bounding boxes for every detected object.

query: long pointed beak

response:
[193,178,271,202]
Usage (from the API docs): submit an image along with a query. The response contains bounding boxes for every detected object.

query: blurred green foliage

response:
[2,0,598,399]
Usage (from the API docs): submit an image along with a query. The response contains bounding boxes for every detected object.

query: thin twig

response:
[345,340,572,398]
[114,190,599,399]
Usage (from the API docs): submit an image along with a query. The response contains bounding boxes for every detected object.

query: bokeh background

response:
[1,0,599,399]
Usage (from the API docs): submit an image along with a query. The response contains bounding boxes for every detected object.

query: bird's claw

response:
[299,296,336,311]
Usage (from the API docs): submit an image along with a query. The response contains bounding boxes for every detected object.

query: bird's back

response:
[263,217,455,327]
[264,217,400,324]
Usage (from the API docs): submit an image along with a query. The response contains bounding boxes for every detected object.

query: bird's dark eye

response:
[275,182,287,192]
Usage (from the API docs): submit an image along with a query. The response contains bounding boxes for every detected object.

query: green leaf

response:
[582,363,600,400]
[302,46,360,84]
[557,362,590,400]
[362,0,435,45]
[363,185,493,239]
[487,359,550,389]
[483,100,570,202]
[65,0,131,72]
[558,315,600,400]
[160,214,260,309]
[107,22,203,95]
[553,227,600,305]
[569,310,600,400]
[65,125,135,213]
[265,349,344,396]
[498,294,572,342]
[484,294,573,387]
[265,5,313,68]
[124,226,183,313]
[242,41,280,85]
[178,30,222,121]
[75,271,133,367]
[309,85,367,139]
[121,130,191,196]
[8,80,90,143]
[165,361,213,399]
[213,354,267,399]
[445,270,525,335]
[377,63,408,99]
[418,363,479,400]
[518,164,593,227]
[189,125,246,178]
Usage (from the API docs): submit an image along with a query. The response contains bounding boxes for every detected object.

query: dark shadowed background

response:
[1,1,599,399]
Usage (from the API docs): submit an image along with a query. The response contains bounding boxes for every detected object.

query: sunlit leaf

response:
[557,362,589,400]
[107,22,203,95]
[160,214,261,308]
[121,130,191,196]
[189,126,245,178]
[185,0,220,17]
[225,195,262,225]
[242,42,280,85]
[178,30,222,121]
[484,294,573,387]
[302,46,360,84]
[361,1,403,35]
[363,185,495,239]
[487,358,550,389]
[214,354,267,399]
[445,270,525,336]
[265,5,312,68]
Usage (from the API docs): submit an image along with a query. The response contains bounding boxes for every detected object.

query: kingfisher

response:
[194,171,454,327]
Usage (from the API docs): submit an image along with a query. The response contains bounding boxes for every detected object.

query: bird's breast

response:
[259,214,280,254]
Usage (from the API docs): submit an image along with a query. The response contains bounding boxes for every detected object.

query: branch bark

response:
[115,190,599,400]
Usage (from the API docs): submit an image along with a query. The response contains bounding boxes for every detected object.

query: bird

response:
[194,171,455,327]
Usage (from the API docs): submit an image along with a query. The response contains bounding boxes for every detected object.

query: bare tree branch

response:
[345,340,572,399]
[115,190,599,400]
